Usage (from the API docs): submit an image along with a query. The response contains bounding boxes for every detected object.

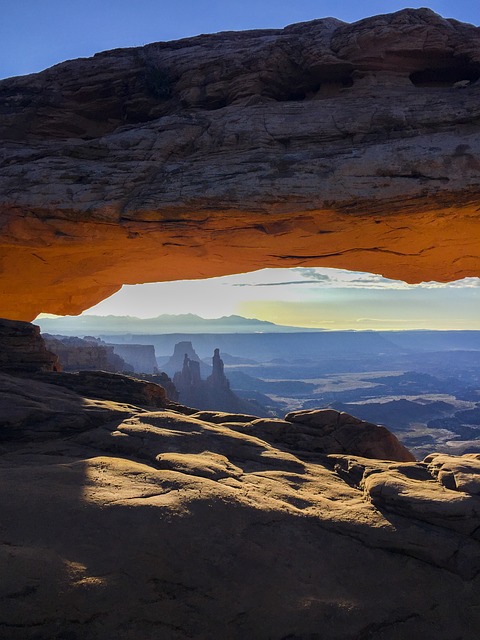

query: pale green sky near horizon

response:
[40,267,480,331]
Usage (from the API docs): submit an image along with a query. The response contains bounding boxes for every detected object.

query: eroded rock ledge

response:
[0,318,479,637]
[1,8,480,319]
[1,371,479,638]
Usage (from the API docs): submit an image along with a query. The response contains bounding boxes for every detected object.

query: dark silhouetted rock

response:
[35,370,170,410]
[207,348,229,389]
[0,319,60,374]
[132,371,179,402]
[164,341,211,378]
[172,345,269,416]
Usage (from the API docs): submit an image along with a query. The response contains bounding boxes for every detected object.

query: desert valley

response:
[38,313,480,461]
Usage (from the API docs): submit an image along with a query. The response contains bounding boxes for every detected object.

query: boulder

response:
[278,408,416,461]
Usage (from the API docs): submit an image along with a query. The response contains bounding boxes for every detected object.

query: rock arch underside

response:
[1,8,480,320]
[2,10,480,640]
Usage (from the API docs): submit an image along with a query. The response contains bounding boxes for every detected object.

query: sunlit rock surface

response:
[2,8,480,634]
[1,370,479,639]
[0,323,479,637]
[1,8,480,319]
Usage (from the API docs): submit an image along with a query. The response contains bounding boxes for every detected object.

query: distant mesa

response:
[105,342,158,374]
[43,334,133,373]
[34,314,307,336]
[42,333,161,375]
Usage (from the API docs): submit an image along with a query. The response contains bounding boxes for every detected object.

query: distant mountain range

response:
[35,313,320,335]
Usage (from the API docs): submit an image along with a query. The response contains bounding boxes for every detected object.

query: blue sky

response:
[1,1,478,79]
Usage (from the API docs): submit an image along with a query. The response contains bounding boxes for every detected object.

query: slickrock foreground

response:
[1,8,480,318]
[0,321,479,639]
[1,368,479,639]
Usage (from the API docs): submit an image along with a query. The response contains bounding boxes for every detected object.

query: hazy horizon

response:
[36,267,480,332]
[35,268,480,331]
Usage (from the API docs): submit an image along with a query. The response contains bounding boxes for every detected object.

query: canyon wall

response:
[1,8,480,319]
[43,334,131,372]
[108,343,159,374]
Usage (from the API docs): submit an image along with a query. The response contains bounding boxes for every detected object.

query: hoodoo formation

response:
[1,8,480,319]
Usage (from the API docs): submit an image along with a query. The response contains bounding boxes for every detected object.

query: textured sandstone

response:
[0,375,479,638]
[247,408,416,462]
[36,369,171,410]
[0,372,134,444]
[2,10,480,634]
[1,9,480,318]
[0,326,479,637]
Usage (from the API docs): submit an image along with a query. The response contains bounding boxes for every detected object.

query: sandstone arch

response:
[1,8,480,320]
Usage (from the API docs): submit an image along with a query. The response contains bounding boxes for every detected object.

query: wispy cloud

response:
[295,268,332,282]
[230,280,328,288]
[224,267,480,291]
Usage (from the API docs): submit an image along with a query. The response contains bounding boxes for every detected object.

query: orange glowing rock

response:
[1,8,479,320]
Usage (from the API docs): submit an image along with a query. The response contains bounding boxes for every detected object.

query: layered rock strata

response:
[0,318,60,374]
[1,8,480,319]
[43,334,131,372]
[2,7,480,634]
[34,370,171,411]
